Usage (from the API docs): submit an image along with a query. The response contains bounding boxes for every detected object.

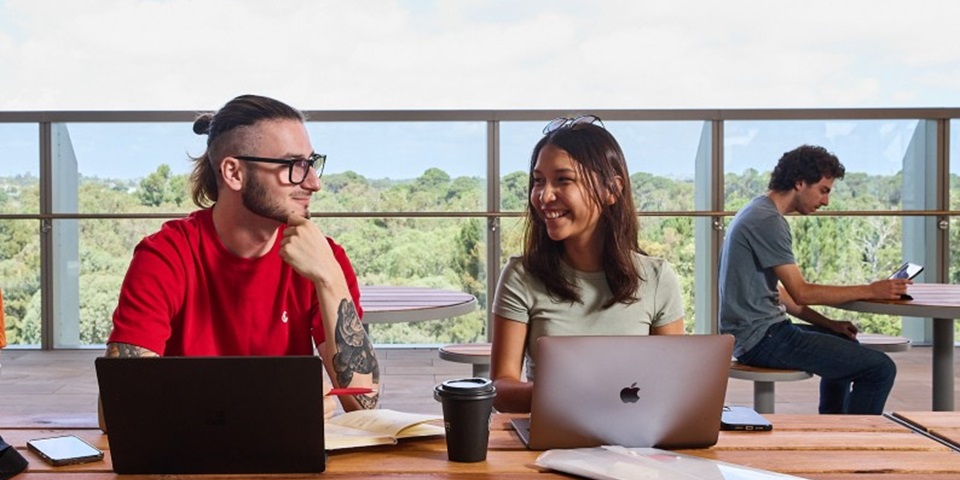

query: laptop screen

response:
[518,335,733,450]
[96,356,326,474]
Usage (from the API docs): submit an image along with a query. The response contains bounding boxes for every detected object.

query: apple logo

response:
[619,382,640,403]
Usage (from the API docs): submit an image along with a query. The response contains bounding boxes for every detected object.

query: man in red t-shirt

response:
[103,95,378,425]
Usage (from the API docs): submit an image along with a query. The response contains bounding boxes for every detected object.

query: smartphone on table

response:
[26,435,104,466]
[889,262,923,280]
[720,405,773,431]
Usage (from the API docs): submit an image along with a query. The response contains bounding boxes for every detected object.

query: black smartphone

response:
[889,262,923,280]
[26,435,104,466]
[720,405,773,431]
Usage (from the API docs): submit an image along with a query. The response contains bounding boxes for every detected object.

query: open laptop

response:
[511,334,734,450]
[96,356,326,474]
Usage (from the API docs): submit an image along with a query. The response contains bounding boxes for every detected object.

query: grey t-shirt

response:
[718,195,795,357]
[493,253,685,380]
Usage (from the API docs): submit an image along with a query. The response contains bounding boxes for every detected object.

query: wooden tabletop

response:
[835,283,960,412]
[892,411,960,451]
[359,285,478,324]
[836,283,960,319]
[6,413,960,479]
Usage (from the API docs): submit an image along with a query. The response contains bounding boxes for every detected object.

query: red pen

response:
[326,387,373,396]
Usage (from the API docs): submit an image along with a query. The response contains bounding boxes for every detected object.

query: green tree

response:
[500,171,529,211]
[138,164,172,207]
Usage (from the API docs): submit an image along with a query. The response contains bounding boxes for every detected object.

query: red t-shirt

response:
[108,209,362,356]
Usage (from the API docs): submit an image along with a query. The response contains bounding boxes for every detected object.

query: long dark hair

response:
[189,94,305,207]
[522,122,645,308]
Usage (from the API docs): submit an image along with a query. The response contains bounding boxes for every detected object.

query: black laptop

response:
[96,356,326,474]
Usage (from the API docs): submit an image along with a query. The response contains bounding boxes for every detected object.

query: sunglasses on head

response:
[542,114,605,134]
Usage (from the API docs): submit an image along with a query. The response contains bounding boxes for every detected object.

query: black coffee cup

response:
[433,377,496,462]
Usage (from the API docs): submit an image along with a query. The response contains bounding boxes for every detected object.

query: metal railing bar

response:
[0,209,958,221]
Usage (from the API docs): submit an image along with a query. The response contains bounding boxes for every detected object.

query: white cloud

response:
[2,0,960,110]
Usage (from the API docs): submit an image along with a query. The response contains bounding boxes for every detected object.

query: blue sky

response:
[2,1,959,180]
[0,119,924,180]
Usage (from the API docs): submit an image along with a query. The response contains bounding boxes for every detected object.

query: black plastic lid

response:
[435,377,495,397]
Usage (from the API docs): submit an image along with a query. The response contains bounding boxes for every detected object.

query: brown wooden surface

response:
[836,283,960,412]
[893,411,960,450]
[897,284,960,309]
[857,333,911,351]
[6,413,960,479]
[359,285,477,324]
[837,283,960,318]
[438,342,492,363]
[730,360,810,375]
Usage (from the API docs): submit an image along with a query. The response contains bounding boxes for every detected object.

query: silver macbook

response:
[96,356,326,474]
[511,335,734,450]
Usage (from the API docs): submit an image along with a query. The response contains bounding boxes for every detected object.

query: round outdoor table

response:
[359,285,478,324]
[836,283,960,411]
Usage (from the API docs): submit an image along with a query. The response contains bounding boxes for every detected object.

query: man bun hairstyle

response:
[768,144,846,192]
[192,113,214,135]
[189,95,305,207]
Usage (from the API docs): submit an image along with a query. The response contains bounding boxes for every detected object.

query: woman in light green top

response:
[490,116,685,413]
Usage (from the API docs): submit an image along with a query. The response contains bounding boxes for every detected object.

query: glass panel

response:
[499,216,525,264]
[500,121,703,212]
[641,215,696,333]
[724,119,919,211]
[952,119,960,211]
[0,123,40,214]
[63,123,203,214]
[952,217,960,336]
[950,121,959,306]
[319,217,488,344]
[953,218,960,285]
[790,215,905,335]
[943,119,959,335]
[307,122,486,213]
[74,215,489,346]
[0,219,42,346]
[74,218,168,345]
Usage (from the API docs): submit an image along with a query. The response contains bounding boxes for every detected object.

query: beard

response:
[241,173,311,223]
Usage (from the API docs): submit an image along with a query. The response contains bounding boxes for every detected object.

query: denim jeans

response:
[737,320,896,414]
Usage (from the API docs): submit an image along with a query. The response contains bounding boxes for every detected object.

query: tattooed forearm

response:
[105,342,160,358]
[332,299,380,389]
[356,392,380,409]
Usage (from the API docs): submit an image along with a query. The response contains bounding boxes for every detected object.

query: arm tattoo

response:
[356,391,380,409]
[105,342,160,358]
[332,299,380,403]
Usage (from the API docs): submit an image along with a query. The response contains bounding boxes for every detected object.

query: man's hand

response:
[280,214,341,285]
[827,319,859,340]
[867,278,910,300]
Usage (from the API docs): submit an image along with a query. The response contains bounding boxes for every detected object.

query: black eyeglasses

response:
[543,114,605,135]
[234,153,326,185]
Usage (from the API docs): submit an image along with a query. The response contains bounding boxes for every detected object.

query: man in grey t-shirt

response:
[718,145,909,414]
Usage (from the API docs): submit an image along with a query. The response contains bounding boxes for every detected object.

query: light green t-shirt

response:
[492,253,685,380]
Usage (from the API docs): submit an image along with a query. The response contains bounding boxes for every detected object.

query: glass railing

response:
[1,109,957,348]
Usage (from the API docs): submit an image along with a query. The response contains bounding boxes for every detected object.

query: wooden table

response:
[5,413,960,478]
[836,283,960,411]
[891,411,960,451]
[359,285,478,324]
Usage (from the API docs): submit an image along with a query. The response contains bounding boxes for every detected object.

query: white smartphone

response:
[720,405,773,431]
[889,262,923,280]
[26,435,104,466]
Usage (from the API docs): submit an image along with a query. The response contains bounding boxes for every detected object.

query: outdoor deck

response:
[0,345,957,423]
